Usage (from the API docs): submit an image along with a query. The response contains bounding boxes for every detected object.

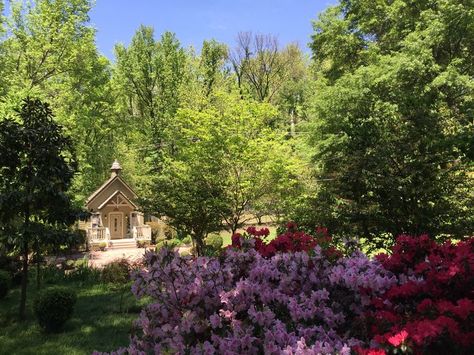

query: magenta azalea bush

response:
[105,244,395,354]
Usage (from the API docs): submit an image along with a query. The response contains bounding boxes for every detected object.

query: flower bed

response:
[103,226,473,355]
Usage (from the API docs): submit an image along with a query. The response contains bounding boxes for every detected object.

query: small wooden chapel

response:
[84,160,151,247]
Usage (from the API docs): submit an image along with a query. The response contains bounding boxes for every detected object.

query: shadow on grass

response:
[0,281,144,355]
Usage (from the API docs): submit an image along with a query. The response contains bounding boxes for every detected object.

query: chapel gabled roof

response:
[97,190,138,210]
[85,160,137,208]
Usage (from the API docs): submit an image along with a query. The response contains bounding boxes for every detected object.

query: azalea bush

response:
[103,228,473,355]
[232,223,342,260]
[358,235,474,355]
[106,226,396,354]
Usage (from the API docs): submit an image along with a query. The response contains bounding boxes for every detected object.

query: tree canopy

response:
[0,98,77,318]
[308,0,474,245]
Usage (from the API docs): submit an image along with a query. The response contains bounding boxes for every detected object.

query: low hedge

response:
[34,287,77,332]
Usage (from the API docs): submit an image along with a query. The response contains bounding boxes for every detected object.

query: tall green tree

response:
[113,27,188,192]
[145,92,304,252]
[55,52,117,201]
[0,0,7,98]
[0,98,77,319]
[145,105,229,255]
[309,0,474,245]
[199,39,228,98]
[1,0,116,201]
[2,0,94,104]
[114,27,186,148]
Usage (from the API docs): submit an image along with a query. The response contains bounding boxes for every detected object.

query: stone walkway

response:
[47,246,193,268]
[88,247,149,267]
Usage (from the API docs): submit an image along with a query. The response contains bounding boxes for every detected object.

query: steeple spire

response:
[110,159,122,177]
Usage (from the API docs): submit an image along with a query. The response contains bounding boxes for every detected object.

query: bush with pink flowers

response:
[101,228,473,355]
[104,227,396,354]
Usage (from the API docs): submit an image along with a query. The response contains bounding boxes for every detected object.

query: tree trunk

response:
[19,238,29,320]
[231,224,238,236]
[35,239,41,290]
[20,204,31,320]
[194,235,205,256]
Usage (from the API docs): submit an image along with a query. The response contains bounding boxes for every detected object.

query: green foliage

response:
[0,98,78,318]
[66,260,101,284]
[0,279,143,353]
[203,234,223,257]
[0,270,11,299]
[33,286,77,332]
[182,236,192,245]
[205,234,223,250]
[0,253,21,286]
[308,0,474,245]
[0,0,114,201]
[42,261,100,286]
[155,238,180,251]
[200,39,228,97]
[146,221,165,244]
[113,27,187,189]
[145,91,308,254]
[101,260,130,286]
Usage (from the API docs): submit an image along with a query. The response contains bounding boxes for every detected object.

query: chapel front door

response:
[109,212,123,239]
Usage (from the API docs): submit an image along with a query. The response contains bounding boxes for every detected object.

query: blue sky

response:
[89,0,336,59]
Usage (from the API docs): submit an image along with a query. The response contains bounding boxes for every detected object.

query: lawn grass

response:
[0,277,143,355]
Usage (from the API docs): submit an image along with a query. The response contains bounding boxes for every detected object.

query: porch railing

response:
[133,225,151,241]
[87,227,110,244]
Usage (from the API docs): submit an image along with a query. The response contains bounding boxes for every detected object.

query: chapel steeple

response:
[110,159,122,177]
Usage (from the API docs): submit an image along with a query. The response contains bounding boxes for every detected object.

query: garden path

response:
[47,246,193,268]
[88,247,148,267]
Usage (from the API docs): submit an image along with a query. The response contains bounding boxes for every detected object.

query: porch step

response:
[108,239,137,249]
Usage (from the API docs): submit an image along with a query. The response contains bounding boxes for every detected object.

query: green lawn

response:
[0,278,143,355]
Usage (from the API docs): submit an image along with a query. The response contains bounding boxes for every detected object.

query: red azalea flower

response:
[454,299,474,320]
[417,298,433,313]
[387,330,408,347]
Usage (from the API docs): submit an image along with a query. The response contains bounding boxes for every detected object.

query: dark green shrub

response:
[74,229,87,249]
[42,265,66,285]
[0,254,22,285]
[101,259,130,285]
[205,234,223,250]
[34,287,76,332]
[101,259,131,312]
[156,238,180,251]
[0,270,11,299]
